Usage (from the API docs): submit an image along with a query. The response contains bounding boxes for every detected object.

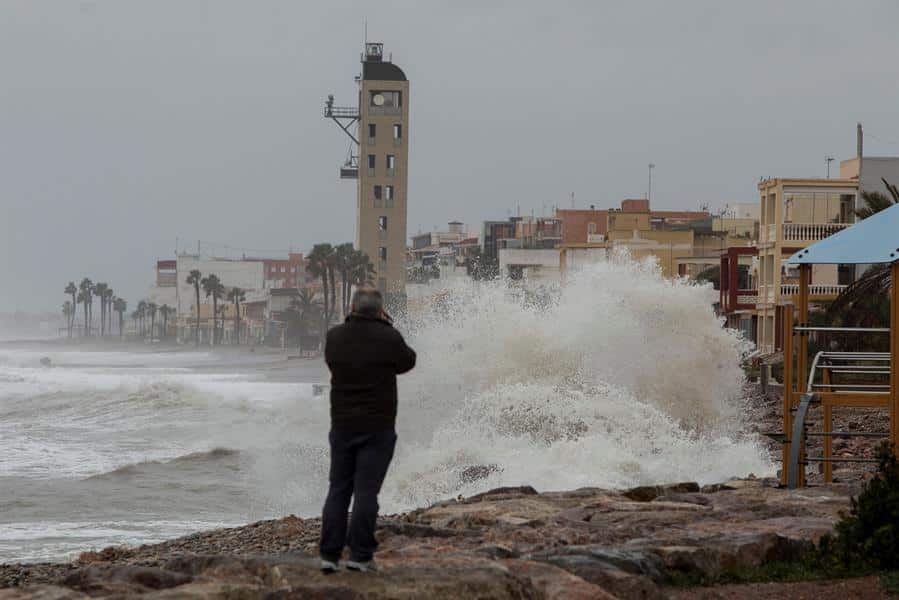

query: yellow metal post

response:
[891,262,899,453]
[797,264,811,487]
[782,304,794,486]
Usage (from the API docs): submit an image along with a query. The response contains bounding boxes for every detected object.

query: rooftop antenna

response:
[825,156,835,179]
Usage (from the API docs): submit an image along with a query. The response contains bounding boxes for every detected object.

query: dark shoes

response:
[320,558,339,573]
[345,559,380,573]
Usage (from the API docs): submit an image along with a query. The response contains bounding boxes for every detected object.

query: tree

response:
[105,289,114,335]
[114,298,127,338]
[828,178,898,325]
[159,304,173,339]
[147,302,157,339]
[186,270,202,347]
[227,287,246,345]
[78,278,93,336]
[348,250,376,310]
[201,274,224,345]
[286,288,321,350]
[62,301,74,333]
[308,244,336,328]
[64,282,77,338]
[334,243,355,317]
[93,283,108,336]
[136,300,148,337]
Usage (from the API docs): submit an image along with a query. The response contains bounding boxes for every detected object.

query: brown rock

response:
[623,482,700,502]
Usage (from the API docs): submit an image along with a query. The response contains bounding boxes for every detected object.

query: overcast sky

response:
[2,1,898,312]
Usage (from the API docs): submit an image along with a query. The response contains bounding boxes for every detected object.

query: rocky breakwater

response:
[1,478,855,599]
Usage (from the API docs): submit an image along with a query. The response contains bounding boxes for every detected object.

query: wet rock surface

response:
[0,480,858,599]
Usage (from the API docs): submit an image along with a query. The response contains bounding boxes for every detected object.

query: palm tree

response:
[186,269,202,347]
[348,250,376,311]
[147,303,158,339]
[201,274,224,345]
[159,304,173,339]
[62,301,74,334]
[64,282,77,337]
[287,288,321,350]
[114,298,127,338]
[136,300,148,337]
[334,243,355,317]
[93,283,108,336]
[227,287,246,345]
[308,244,337,327]
[131,309,141,336]
[105,289,114,335]
[78,278,93,336]
[828,178,898,324]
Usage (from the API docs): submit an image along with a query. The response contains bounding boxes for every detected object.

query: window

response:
[378,216,388,231]
[587,222,597,235]
[373,185,382,208]
[280,266,286,273]
[385,185,394,207]
[393,124,402,139]
[386,155,395,169]
[378,277,387,292]
[378,247,388,261]
[368,124,376,139]
[367,154,375,168]
[370,90,401,108]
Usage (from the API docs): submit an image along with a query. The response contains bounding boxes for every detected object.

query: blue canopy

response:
[787,202,899,265]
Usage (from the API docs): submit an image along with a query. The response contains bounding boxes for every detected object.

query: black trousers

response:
[320,429,397,562]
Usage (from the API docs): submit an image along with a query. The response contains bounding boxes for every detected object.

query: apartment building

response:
[754,178,857,354]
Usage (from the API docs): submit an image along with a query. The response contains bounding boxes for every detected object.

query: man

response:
[320,286,416,573]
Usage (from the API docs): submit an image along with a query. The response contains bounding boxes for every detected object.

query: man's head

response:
[351,286,384,317]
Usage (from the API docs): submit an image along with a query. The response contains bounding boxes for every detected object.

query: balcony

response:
[781,222,850,242]
[780,283,848,298]
[736,291,758,306]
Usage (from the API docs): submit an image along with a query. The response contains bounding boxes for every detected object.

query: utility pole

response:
[648,163,655,204]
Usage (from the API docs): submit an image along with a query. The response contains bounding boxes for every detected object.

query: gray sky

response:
[2,0,899,312]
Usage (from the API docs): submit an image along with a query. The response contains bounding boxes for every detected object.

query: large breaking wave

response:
[385,253,772,509]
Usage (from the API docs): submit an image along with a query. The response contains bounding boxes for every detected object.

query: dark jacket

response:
[325,313,417,432]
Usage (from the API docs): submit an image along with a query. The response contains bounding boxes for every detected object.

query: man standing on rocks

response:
[320,287,417,573]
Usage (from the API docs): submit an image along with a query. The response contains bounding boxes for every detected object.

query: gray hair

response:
[351,286,383,316]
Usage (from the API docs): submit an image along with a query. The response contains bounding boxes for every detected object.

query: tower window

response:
[367,155,375,169]
[393,124,402,139]
[370,90,401,108]
[378,247,388,261]
[368,124,376,139]
[373,185,382,208]
[386,155,395,169]
[378,216,388,231]
[385,185,394,207]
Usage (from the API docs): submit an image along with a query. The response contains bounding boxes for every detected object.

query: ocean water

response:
[0,256,773,563]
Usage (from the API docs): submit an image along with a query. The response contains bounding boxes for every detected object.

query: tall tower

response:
[325,42,409,311]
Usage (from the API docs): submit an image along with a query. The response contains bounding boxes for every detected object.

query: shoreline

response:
[0,478,874,599]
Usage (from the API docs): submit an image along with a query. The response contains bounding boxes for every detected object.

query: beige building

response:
[755,178,857,354]
[357,43,409,308]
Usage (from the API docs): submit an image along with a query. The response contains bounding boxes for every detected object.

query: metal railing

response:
[781,222,851,242]
[781,283,848,297]
[736,293,758,305]
[323,105,359,118]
